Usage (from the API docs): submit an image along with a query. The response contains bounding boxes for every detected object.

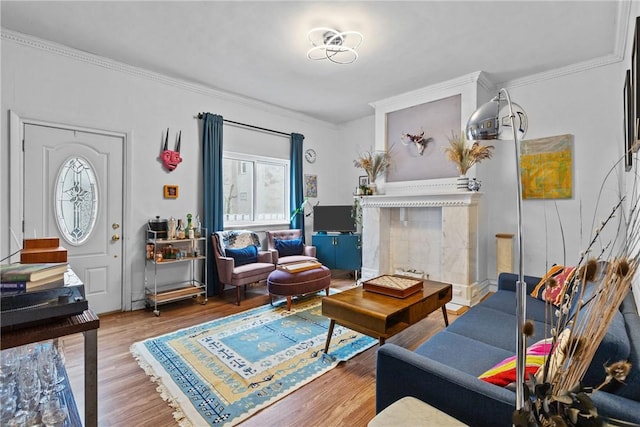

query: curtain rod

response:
[196,113,291,138]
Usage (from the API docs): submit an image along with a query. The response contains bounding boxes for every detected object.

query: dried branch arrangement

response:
[515,152,639,426]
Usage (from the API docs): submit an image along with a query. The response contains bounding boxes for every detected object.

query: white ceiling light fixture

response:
[307,27,363,64]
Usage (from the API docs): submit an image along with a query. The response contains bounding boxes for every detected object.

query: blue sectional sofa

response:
[376,273,640,426]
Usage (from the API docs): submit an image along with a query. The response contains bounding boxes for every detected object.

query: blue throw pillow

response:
[225,245,258,266]
[274,238,304,257]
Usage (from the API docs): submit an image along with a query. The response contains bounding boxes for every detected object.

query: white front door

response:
[23,123,124,314]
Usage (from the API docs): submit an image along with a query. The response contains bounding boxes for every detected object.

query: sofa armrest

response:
[257,250,273,264]
[303,245,316,257]
[268,249,279,264]
[498,272,541,294]
[376,344,515,427]
[590,390,640,424]
[216,256,234,283]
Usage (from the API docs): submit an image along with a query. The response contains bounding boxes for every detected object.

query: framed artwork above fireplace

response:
[386,94,461,182]
[370,71,492,195]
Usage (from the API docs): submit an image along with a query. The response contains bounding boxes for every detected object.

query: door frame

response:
[8,110,133,311]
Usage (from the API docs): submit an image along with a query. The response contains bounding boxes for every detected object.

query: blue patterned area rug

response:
[130,293,377,426]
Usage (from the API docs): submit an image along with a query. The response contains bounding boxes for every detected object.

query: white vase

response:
[456,176,470,191]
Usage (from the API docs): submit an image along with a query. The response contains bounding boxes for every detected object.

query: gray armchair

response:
[265,229,317,266]
[212,230,275,305]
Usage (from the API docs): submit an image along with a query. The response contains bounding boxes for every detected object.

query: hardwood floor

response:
[60,276,454,426]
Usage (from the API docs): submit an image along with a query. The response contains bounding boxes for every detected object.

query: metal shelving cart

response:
[144,226,207,315]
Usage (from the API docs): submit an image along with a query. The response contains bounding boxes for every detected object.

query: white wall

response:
[336,114,376,198]
[0,33,351,307]
[3,22,638,308]
[482,62,626,280]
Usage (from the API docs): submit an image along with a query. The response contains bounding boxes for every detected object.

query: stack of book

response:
[278,260,322,273]
[0,262,68,295]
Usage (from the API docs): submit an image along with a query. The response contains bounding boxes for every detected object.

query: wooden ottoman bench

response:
[267,263,331,310]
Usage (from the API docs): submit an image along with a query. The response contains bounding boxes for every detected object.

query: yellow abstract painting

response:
[520,134,573,199]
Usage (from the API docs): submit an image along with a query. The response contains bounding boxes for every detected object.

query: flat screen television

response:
[313,205,356,233]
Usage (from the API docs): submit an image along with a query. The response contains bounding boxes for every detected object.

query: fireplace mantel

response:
[358,192,481,208]
[359,191,487,308]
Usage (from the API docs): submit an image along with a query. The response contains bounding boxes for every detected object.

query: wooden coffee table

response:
[322,279,452,352]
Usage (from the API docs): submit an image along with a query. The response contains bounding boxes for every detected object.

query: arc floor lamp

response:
[466,88,529,409]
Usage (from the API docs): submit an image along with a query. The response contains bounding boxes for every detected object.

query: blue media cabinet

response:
[312,233,362,273]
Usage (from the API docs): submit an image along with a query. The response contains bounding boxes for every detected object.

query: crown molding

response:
[476,71,496,93]
[1,28,338,129]
[613,0,632,60]
[369,71,485,111]
[500,53,623,90]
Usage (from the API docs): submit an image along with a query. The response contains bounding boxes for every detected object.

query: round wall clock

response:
[304,148,317,163]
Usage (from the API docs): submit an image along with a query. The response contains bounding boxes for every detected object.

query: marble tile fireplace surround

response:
[361,70,496,308]
[359,189,488,309]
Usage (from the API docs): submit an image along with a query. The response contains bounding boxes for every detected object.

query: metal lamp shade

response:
[466,94,528,141]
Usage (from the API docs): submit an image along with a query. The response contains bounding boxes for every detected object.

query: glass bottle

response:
[176,219,185,239]
[168,216,176,240]
[193,214,202,238]
[186,213,194,239]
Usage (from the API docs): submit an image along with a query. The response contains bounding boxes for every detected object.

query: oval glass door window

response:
[55,156,99,245]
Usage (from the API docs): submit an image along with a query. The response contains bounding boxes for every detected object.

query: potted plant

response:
[444,132,494,190]
[353,150,390,194]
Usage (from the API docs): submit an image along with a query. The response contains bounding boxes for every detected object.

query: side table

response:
[1,310,100,427]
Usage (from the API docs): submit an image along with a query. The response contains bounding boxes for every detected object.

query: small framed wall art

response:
[633,16,640,145]
[304,174,318,198]
[163,185,179,199]
[520,134,573,199]
[625,69,634,171]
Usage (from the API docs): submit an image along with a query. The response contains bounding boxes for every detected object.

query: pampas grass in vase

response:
[444,131,494,176]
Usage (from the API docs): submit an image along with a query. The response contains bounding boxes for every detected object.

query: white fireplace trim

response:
[359,190,486,307]
[358,191,481,208]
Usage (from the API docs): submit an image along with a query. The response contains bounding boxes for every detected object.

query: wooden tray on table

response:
[363,275,423,298]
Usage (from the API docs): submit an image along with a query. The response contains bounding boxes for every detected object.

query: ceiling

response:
[0,1,624,124]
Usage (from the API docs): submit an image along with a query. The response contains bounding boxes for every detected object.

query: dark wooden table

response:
[1,310,100,427]
[322,279,452,352]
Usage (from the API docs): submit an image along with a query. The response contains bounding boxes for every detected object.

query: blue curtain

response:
[202,113,224,296]
[290,133,305,240]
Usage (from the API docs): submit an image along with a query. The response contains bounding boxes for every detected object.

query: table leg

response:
[442,305,449,327]
[84,328,98,427]
[324,319,335,353]
[379,337,385,346]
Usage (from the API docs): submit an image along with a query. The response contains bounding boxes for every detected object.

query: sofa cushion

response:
[274,238,304,256]
[455,290,631,388]
[225,245,258,266]
[444,303,551,352]
[530,265,575,306]
[232,262,275,279]
[415,330,513,376]
[479,291,549,324]
[479,337,554,386]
